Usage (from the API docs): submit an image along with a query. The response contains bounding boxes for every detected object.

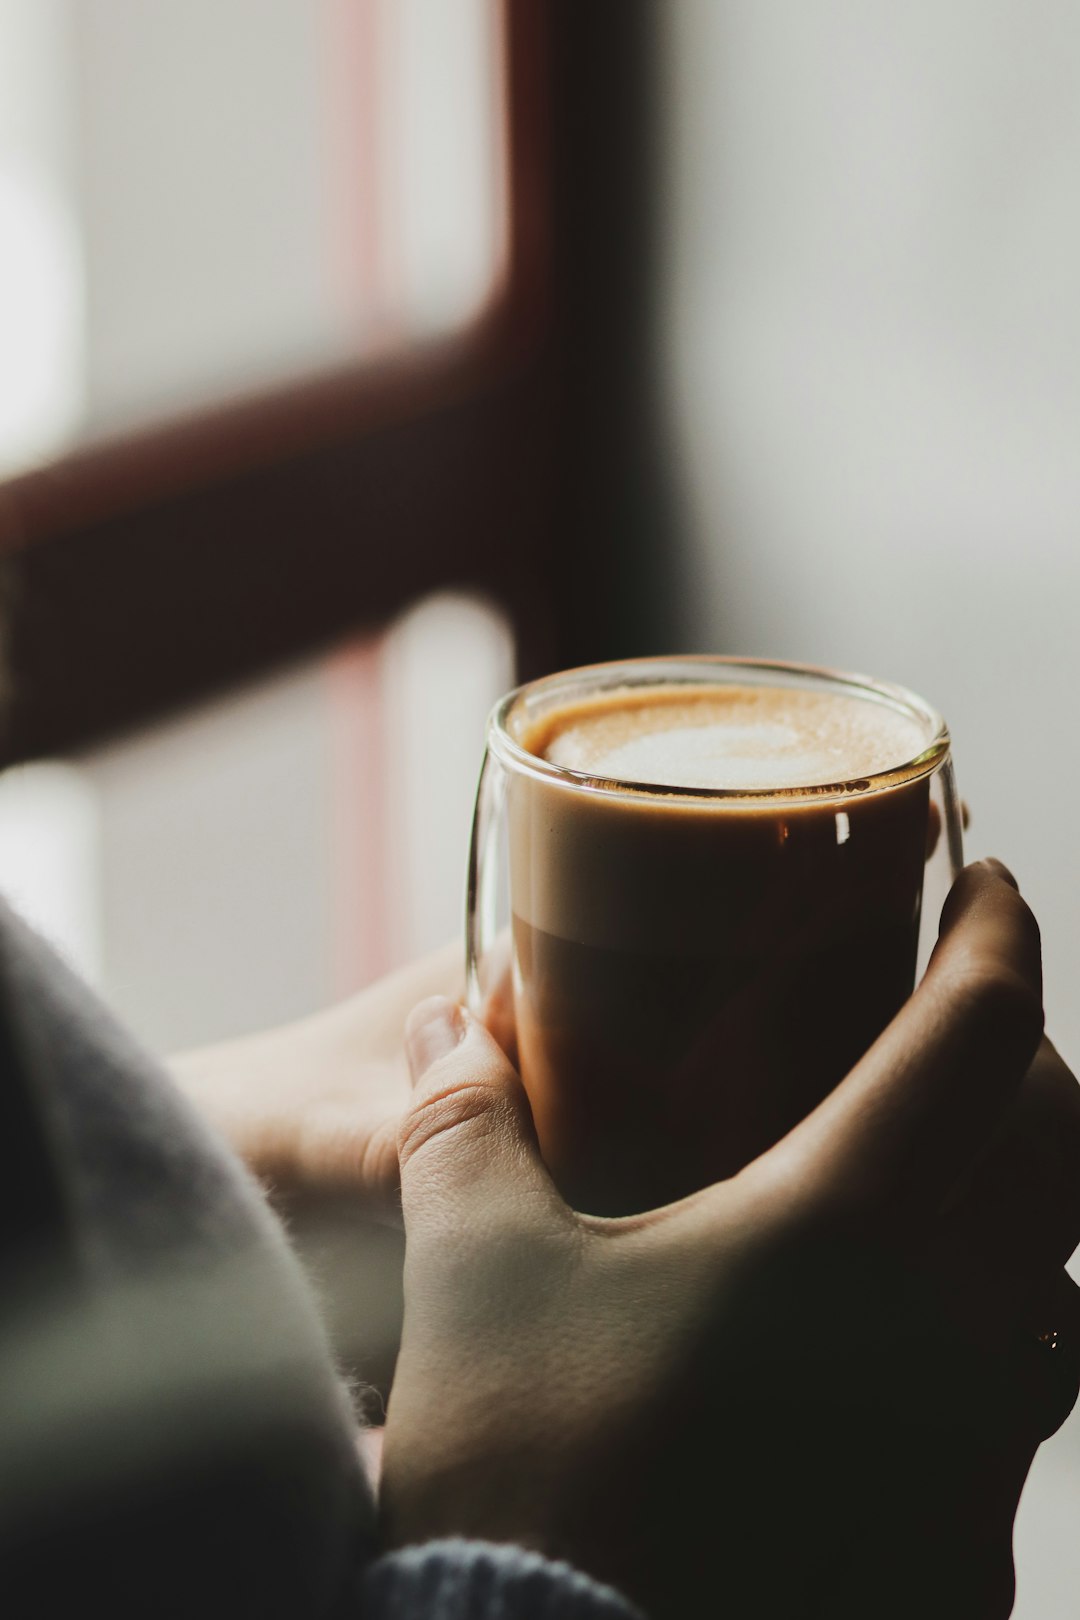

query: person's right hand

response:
[381,861,1080,1619]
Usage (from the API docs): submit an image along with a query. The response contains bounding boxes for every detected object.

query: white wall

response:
[0,0,82,471]
[661,4,1080,1611]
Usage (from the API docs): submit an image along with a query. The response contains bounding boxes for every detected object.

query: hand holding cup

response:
[385,862,1080,1620]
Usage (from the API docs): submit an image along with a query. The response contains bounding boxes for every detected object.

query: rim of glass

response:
[486,655,950,807]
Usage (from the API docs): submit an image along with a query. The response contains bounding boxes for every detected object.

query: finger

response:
[398,998,567,1235]
[478,932,518,1068]
[1010,1270,1080,1445]
[941,1038,1080,1289]
[758,861,1044,1228]
[923,799,970,862]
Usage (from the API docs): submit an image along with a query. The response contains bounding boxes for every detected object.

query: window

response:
[0,0,654,1043]
[0,0,506,473]
[0,0,541,1043]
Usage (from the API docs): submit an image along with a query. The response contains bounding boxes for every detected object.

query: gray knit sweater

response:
[0,903,640,1620]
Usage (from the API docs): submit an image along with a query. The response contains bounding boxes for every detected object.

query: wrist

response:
[379,1436,641,1614]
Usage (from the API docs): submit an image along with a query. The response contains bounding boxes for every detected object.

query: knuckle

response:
[943,958,1044,1056]
[1020,1047,1080,1134]
[396,1080,500,1172]
[1019,1062,1080,1254]
[943,869,1043,966]
[1007,887,1043,958]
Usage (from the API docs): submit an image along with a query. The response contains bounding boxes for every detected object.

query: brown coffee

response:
[508,683,931,1215]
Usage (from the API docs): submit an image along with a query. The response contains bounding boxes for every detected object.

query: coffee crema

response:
[525,684,927,792]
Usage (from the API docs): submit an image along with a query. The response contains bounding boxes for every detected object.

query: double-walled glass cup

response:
[467,657,963,1216]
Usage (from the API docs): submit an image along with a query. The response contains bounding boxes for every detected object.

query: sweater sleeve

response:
[0,900,645,1620]
[358,1540,645,1620]
[0,898,373,1616]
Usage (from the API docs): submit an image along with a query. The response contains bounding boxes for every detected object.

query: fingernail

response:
[406,997,465,1083]
[981,857,1018,890]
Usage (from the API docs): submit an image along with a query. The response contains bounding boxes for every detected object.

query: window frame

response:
[0,0,673,768]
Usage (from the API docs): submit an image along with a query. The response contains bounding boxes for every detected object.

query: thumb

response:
[399,996,564,1232]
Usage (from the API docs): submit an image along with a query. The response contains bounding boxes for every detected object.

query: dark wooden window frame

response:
[0,0,677,769]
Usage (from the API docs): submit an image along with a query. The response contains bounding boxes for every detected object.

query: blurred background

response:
[0,2,1078,1608]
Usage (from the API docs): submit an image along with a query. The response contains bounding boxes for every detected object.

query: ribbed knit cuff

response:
[359,1540,645,1620]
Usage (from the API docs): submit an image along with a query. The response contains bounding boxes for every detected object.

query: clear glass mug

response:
[467,657,963,1216]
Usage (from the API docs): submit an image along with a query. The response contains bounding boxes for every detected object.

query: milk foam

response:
[534,685,928,791]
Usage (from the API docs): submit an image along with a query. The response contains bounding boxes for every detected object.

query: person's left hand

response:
[171,942,464,1213]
